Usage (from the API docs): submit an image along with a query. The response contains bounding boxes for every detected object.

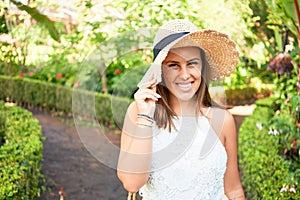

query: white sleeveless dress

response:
[139,114,228,200]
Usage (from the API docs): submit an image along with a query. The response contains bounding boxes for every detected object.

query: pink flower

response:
[290,187,296,193]
[114,69,121,75]
[56,73,63,79]
[28,72,34,76]
[19,72,25,78]
[280,187,287,193]
[77,82,80,87]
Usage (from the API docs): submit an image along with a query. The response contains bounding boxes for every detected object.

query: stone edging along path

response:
[32,105,255,200]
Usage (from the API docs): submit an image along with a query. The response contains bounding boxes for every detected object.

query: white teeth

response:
[178,83,192,90]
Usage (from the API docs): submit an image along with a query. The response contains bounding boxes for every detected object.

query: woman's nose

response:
[180,66,190,80]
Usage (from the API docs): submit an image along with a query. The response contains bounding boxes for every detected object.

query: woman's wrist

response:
[137,113,154,122]
[136,113,154,128]
[136,103,155,118]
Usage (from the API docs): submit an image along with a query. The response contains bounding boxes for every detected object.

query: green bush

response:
[238,98,300,199]
[210,84,273,107]
[254,96,276,107]
[0,75,130,129]
[225,85,272,106]
[0,101,44,199]
[0,41,23,76]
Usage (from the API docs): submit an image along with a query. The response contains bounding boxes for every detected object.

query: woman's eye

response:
[188,61,199,66]
[168,64,179,68]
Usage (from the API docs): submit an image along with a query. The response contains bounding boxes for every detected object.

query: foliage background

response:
[0,0,299,199]
[0,0,261,93]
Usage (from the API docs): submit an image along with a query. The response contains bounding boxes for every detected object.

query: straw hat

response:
[137,19,239,87]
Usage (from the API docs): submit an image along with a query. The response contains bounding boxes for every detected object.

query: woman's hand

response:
[134,76,160,117]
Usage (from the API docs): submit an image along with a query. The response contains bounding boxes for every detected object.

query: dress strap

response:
[127,192,136,200]
[205,107,211,117]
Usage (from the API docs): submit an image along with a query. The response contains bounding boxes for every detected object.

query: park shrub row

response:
[0,101,44,199]
[0,75,130,129]
[0,74,273,125]
[238,97,300,199]
[224,84,272,106]
[210,84,272,107]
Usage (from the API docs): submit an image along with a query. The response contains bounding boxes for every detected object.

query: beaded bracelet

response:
[136,121,153,128]
[137,113,154,122]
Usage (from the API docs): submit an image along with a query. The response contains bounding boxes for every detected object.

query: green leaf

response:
[9,0,60,42]
[274,28,283,52]
[291,94,299,112]
[282,0,298,22]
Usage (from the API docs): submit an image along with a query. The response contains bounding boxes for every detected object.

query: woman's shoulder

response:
[208,106,236,139]
[208,106,234,121]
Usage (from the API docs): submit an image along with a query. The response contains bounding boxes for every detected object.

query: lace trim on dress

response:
[139,116,228,200]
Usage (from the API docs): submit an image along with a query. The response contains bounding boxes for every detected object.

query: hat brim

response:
[137,29,239,88]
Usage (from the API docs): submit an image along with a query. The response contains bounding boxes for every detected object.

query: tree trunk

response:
[99,61,108,93]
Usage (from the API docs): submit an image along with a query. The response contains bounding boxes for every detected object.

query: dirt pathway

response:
[32,110,127,200]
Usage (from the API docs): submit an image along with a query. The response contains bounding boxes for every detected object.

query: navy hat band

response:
[153,32,190,60]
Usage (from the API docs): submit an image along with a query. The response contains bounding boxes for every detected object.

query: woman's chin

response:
[167,86,198,102]
[173,92,196,102]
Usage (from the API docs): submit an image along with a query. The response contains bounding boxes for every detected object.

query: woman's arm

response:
[117,77,160,193]
[117,102,153,193]
[222,110,245,200]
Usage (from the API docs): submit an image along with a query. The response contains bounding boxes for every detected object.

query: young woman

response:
[117,19,245,200]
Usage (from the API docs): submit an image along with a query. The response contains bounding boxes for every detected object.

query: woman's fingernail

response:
[156,94,161,98]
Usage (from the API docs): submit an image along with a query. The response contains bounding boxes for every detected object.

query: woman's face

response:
[162,46,202,102]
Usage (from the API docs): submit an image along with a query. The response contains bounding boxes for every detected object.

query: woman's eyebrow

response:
[187,58,201,62]
[164,60,180,64]
[164,58,201,64]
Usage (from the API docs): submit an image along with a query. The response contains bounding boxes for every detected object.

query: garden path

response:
[33,110,127,200]
[32,104,255,200]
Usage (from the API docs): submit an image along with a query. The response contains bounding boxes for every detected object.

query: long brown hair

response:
[154,48,213,132]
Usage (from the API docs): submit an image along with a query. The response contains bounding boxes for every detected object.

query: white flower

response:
[256,123,263,131]
[268,129,274,135]
[280,187,288,193]
[268,129,280,135]
[273,129,279,135]
[290,187,296,193]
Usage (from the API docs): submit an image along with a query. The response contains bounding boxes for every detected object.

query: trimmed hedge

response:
[0,75,130,129]
[0,101,44,199]
[225,85,272,106]
[0,76,272,127]
[210,84,273,107]
[238,98,299,199]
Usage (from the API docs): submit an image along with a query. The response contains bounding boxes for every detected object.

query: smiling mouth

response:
[176,82,193,91]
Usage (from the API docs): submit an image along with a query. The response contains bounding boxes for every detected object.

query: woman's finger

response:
[139,75,157,89]
[134,92,158,102]
[135,89,161,99]
[150,81,158,92]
